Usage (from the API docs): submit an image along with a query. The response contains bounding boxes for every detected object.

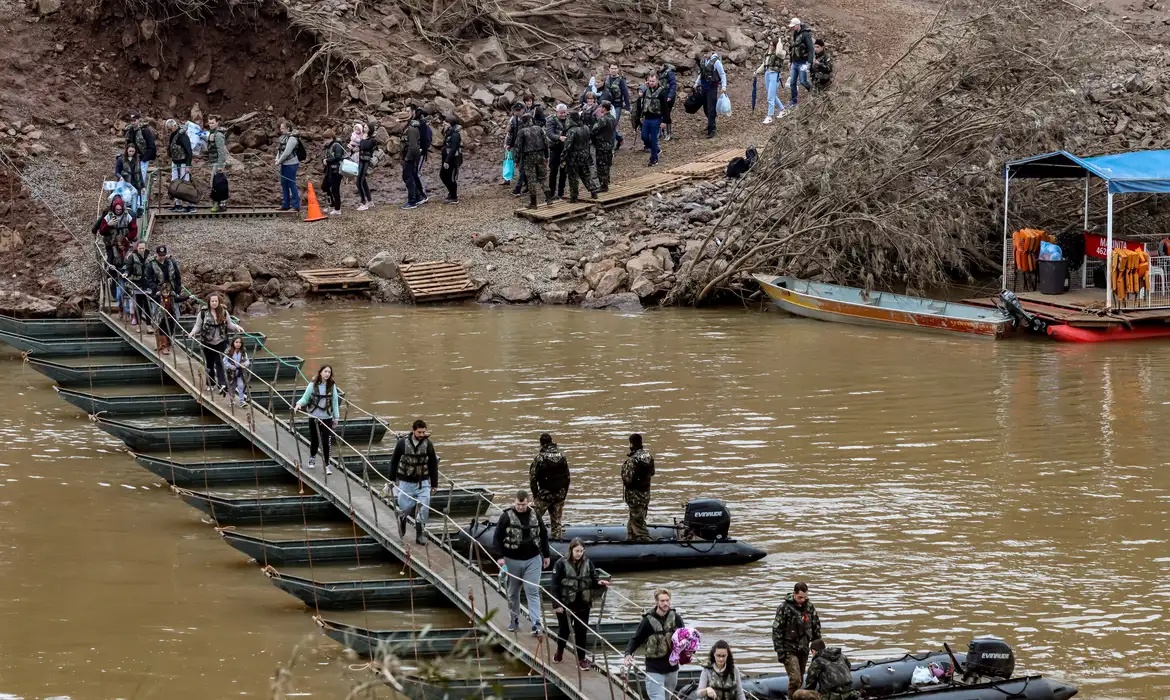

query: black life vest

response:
[205,128,220,162]
[557,557,595,604]
[398,435,431,481]
[198,308,229,346]
[699,58,719,85]
[502,508,540,551]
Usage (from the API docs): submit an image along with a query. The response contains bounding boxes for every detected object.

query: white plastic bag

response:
[340,159,360,177]
[185,120,207,155]
[911,666,938,685]
[716,93,732,115]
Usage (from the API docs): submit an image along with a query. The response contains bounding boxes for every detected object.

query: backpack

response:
[726,146,759,178]
[293,136,308,161]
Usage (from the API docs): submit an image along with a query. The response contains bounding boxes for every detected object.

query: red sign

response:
[1084,232,1144,260]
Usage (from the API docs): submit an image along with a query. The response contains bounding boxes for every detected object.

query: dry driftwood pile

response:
[667,0,1133,305]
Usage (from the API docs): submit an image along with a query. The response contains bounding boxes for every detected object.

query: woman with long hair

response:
[222,335,251,407]
[189,291,243,393]
[698,640,745,700]
[294,364,340,474]
[550,537,609,670]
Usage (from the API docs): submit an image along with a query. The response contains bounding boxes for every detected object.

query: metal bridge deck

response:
[97,311,636,700]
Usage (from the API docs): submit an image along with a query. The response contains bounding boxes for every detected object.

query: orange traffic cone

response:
[303,181,327,223]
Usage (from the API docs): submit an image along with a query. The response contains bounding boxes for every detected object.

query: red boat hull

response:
[1047,324,1170,342]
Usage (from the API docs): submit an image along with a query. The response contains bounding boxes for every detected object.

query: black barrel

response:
[1038,259,1068,295]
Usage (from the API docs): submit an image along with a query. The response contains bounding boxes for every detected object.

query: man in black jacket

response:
[545,104,570,200]
[788,18,815,106]
[622,588,685,700]
[414,107,433,203]
[164,118,194,213]
[389,419,440,544]
[439,116,462,204]
[493,490,551,635]
[124,112,157,187]
[401,119,424,209]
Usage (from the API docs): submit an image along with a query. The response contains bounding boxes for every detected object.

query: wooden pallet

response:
[399,261,476,303]
[514,198,598,223]
[296,268,374,293]
[154,207,299,221]
[665,160,731,177]
[696,147,745,163]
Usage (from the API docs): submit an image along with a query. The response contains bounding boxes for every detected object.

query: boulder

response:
[630,275,660,299]
[341,255,359,268]
[474,232,499,248]
[36,0,60,15]
[653,247,675,272]
[0,290,57,317]
[469,37,509,71]
[366,251,400,280]
[239,129,269,149]
[471,88,495,106]
[411,53,440,75]
[433,96,457,118]
[626,249,663,277]
[360,87,383,106]
[499,285,535,302]
[262,277,282,298]
[594,267,628,297]
[232,265,254,287]
[540,289,570,304]
[582,292,642,312]
[584,258,617,288]
[231,290,257,312]
[600,37,625,54]
[429,69,460,100]
[215,280,252,294]
[358,64,393,93]
[456,101,483,127]
[245,300,271,315]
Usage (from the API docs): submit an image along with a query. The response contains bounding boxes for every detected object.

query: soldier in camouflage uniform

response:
[772,582,823,700]
[529,432,570,538]
[792,641,860,700]
[515,113,550,209]
[811,39,834,91]
[621,433,655,541]
[591,102,616,192]
[564,112,599,203]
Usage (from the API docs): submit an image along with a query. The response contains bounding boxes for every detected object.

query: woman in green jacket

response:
[294,365,340,474]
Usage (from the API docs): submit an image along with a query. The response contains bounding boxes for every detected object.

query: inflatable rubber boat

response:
[679,638,1076,700]
[457,498,767,572]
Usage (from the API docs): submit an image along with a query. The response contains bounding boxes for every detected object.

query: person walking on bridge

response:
[623,588,685,700]
[622,433,655,541]
[390,419,439,544]
[294,365,341,475]
[189,291,243,396]
[550,537,608,669]
[494,490,551,636]
[773,581,823,700]
[530,432,570,539]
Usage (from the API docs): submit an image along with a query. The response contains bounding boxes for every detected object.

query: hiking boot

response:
[590,191,599,200]
[185,206,196,213]
[307,457,316,469]
[415,522,426,545]
[529,197,539,209]
[600,185,609,193]
[398,512,408,537]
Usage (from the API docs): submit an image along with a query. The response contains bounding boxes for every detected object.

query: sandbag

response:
[684,88,704,114]
[167,178,201,204]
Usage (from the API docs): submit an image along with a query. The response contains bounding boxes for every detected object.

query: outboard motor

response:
[996,289,1048,334]
[683,499,731,541]
[963,637,1015,681]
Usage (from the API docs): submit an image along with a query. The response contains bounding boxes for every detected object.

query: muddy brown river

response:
[1,304,1167,698]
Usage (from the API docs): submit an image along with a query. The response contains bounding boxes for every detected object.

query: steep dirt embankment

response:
[1,0,928,315]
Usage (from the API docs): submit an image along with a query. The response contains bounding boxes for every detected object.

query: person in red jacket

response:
[91,195,138,268]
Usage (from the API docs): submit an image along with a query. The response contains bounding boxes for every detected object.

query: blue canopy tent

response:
[1002,150,1170,309]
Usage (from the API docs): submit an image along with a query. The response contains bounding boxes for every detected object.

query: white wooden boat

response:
[754,275,1012,338]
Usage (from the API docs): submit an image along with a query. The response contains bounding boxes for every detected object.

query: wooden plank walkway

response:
[97,313,635,700]
[296,268,374,293]
[153,207,299,221]
[399,261,476,303]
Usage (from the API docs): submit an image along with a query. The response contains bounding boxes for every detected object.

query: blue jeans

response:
[279,163,300,210]
[641,118,661,163]
[764,70,785,117]
[140,160,151,189]
[789,61,812,104]
[395,479,432,524]
[644,671,678,700]
[504,554,543,629]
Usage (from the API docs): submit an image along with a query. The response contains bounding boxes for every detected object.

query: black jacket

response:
[357,135,378,163]
[168,130,192,166]
[791,27,815,62]
[323,140,345,173]
[623,608,687,674]
[125,124,158,161]
[441,126,463,166]
[389,436,439,484]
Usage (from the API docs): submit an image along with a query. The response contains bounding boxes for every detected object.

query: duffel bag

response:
[684,87,704,114]
[167,178,201,204]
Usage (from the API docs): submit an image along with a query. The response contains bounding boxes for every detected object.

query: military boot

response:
[415,521,427,545]
[529,193,539,209]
